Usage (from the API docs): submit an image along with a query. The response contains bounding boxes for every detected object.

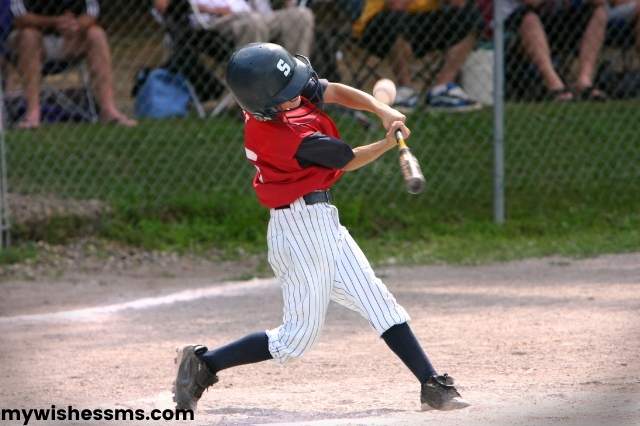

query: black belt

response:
[275,190,332,210]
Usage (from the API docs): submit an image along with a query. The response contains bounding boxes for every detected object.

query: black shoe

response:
[173,345,218,411]
[421,373,470,411]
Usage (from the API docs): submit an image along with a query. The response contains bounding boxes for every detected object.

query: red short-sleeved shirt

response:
[243,103,345,208]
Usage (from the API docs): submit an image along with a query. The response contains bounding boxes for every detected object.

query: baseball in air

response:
[372,78,397,106]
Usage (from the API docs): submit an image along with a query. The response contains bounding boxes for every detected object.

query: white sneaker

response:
[427,83,482,112]
[393,86,420,112]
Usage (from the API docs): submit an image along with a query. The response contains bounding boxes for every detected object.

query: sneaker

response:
[421,373,470,411]
[426,83,482,112]
[173,345,218,411]
[393,86,420,112]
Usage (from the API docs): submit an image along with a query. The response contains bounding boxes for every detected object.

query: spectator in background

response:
[353,0,484,112]
[503,0,608,101]
[9,0,136,128]
[154,0,314,57]
[309,0,364,82]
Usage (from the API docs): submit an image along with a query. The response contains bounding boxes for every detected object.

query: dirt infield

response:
[1,253,639,425]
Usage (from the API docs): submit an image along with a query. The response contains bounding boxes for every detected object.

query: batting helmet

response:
[225,43,314,120]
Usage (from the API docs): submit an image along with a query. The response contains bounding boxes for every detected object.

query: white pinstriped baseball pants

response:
[265,197,410,364]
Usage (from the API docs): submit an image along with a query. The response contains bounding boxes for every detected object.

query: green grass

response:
[0,243,38,266]
[355,198,640,265]
[4,101,640,265]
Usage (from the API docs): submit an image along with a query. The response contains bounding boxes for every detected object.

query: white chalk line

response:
[0,277,276,324]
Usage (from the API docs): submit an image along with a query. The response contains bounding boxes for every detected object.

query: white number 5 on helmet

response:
[277,59,291,77]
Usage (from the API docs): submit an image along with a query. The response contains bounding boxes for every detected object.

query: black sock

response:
[381,322,437,383]
[200,331,272,374]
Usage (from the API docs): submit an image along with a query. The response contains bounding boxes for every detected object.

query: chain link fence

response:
[502,0,640,212]
[1,0,639,245]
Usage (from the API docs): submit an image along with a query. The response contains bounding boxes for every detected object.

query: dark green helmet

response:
[225,43,313,120]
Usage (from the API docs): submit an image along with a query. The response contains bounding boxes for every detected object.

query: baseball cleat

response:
[421,373,470,411]
[173,345,218,412]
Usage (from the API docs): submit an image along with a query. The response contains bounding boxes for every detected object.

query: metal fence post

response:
[0,71,10,248]
[493,0,505,224]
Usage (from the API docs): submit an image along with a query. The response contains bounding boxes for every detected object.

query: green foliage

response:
[0,243,38,266]
[13,216,102,245]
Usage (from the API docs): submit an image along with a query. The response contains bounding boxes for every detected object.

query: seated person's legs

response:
[359,11,417,108]
[74,24,136,126]
[11,27,45,128]
[358,2,483,111]
[507,6,571,100]
[209,12,269,47]
[542,3,607,99]
[404,2,484,111]
[11,24,135,128]
[265,6,315,56]
[359,10,405,73]
[576,4,607,95]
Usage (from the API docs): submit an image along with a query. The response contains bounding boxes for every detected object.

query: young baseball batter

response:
[173,42,469,413]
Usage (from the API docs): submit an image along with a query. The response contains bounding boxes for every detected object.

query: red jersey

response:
[244,103,345,208]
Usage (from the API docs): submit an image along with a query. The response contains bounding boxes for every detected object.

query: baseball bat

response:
[371,78,425,194]
[395,129,425,194]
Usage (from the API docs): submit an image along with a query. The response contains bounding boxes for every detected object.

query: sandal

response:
[101,114,138,127]
[16,112,41,129]
[575,86,608,102]
[547,88,574,102]
[16,119,41,130]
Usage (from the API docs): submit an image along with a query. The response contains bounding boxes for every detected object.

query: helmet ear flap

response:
[252,106,280,121]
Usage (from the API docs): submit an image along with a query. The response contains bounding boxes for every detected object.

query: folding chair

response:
[596,8,640,99]
[2,53,99,127]
[152,0,235,117]
[150,6,206,118]
[0,0,98,127]
[605,5,638,73]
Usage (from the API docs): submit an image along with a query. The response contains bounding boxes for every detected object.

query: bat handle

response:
[394,129,407,149]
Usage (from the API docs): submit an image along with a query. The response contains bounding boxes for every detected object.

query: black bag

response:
[596,61,640,100]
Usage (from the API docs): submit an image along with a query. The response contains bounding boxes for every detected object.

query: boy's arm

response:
[343,121,410,172]
[323,82,406,130]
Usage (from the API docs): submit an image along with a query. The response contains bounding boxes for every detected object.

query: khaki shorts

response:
[9,31,69,61]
